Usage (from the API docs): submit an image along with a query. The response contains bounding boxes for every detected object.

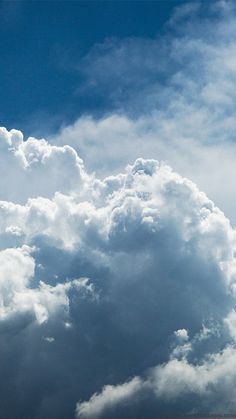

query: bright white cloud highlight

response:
[0,127,87,204]
[76,377,143,418]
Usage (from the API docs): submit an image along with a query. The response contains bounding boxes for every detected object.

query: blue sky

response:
[3,2,236,419]
[0,0,185,135]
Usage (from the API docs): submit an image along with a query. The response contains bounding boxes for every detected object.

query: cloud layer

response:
[1,126,236,418]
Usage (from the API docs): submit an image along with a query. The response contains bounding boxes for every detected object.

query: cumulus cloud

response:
[77,332,236,418]
[0,243,87,325]
[0,127,87,204]
[50,1,236,224]
[0,125,236,418]
[3,5,236,418]
[151,345,236,402]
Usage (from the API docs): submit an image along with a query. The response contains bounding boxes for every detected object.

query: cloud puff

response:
[76,377,143,419]
[0,126,87,204]
[174,329,189,342]
[0,244,84,325]
[1,126,236,418]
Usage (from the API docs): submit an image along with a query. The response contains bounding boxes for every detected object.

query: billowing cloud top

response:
[50,0,236,225]
[1,126,236,419]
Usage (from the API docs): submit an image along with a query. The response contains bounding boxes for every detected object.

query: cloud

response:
[76,377,144,419]
[0,243,87,325]
[76,331,236,418]
[3,2,236,418]
[174,329,189,342]
[0,127,87,204]
[50,1,236,225]
[52,114,236,226]
[74,1,236,118]
[1,125,236,417]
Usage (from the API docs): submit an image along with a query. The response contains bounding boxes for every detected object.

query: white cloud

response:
[77,333,236,416]
[49,2,236,225]
[4,2,236,417]
[174,329,189,342]
[1,125,236,417]
[76,377,143,418]
[0,127,88,204]
[0,244,79,324]
[0,245,35,320]
[150,340,236,409]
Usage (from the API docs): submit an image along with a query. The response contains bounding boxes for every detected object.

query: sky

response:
[0,0,184,132]
[2,1,236,419]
